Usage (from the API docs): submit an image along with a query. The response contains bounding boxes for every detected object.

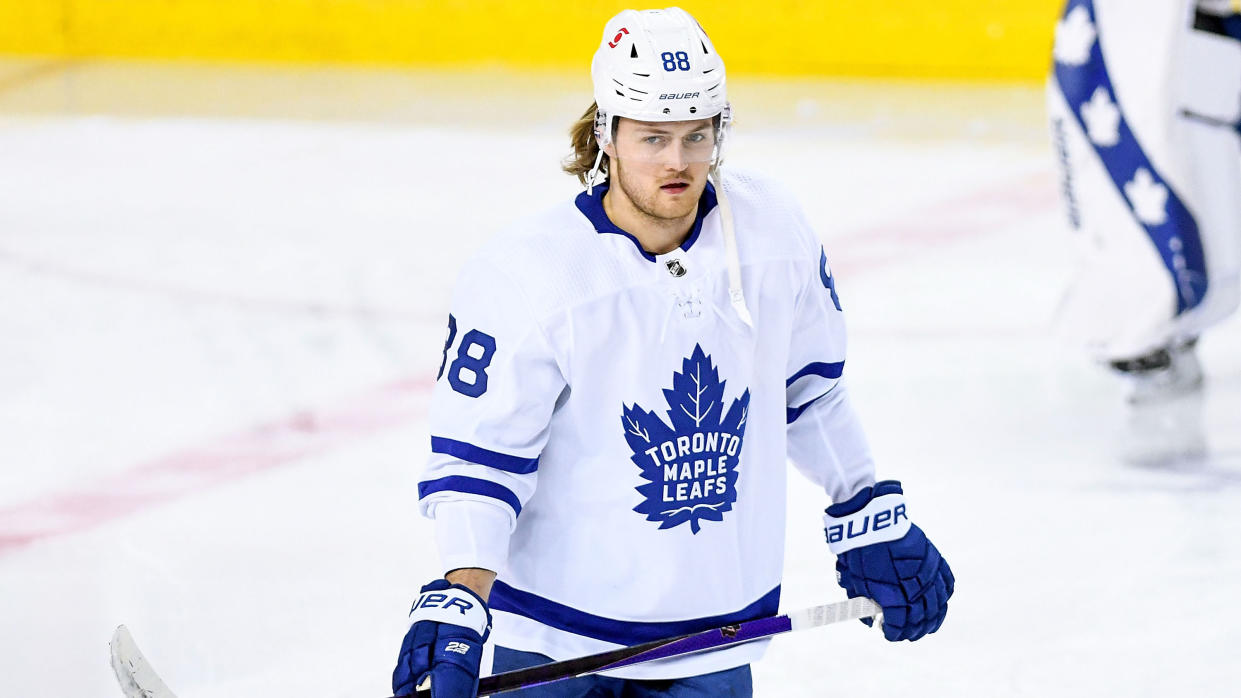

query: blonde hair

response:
[563,103,608,186]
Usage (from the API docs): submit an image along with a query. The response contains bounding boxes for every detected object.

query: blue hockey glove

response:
[393,579,492,698]
[824,480,954,642]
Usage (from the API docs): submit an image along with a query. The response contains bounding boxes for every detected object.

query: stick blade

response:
[110,625,178,698]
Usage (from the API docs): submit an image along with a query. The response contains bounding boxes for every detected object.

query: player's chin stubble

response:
[615,163,702,222]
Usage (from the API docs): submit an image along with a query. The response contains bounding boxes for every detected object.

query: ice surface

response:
[1,58,1238,697]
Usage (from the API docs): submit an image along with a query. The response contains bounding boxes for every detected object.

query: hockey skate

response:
[1109,339,1204,404]
[1110,340,1208,467]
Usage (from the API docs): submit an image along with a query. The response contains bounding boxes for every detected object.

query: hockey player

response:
[1048,0,1241,404]
[392,8,954,697]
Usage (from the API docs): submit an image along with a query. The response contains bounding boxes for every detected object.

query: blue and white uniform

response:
[417,169,875,680]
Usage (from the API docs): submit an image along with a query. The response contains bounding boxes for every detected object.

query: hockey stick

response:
[110,598,880,698]
[110,625,177,698]
[434,597,881,697]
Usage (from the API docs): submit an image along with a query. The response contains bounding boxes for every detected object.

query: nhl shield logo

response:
[665,259,687,277]
[621,344,750,534]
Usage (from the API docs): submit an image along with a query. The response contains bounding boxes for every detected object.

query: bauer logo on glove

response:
[393,580,492,698]
[824,480,954,642]
[824,495,910,552]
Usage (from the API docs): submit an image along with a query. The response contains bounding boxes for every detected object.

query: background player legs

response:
[1049,0,1241,411]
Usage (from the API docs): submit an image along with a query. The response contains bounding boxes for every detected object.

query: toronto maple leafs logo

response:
[621,345,750,534]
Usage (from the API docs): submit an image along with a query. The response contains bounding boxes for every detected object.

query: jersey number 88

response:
[437,314,496,398]
[661,51,691,71]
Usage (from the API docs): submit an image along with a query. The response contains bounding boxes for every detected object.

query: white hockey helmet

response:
[588,7,732,181]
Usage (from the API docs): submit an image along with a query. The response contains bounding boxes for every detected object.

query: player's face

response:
[607,117,715,221]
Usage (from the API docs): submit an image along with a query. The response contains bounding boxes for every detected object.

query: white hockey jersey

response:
[417,168,876,679]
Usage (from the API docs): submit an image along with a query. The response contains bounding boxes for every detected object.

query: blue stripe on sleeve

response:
[418,475,523,516]
[786,361,845,387]
[786,395,825,425]
[431,436,540,474]
[489,580,781,645]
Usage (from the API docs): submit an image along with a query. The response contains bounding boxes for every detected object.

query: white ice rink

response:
[2,58,1239,697]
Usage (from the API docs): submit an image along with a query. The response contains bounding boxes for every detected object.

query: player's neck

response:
[602,188,695,256]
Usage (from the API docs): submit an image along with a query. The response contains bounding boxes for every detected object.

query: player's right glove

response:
[392,579,492,698]
[824,480,954,642]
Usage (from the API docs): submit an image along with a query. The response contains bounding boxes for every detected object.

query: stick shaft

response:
[403,598,878,697]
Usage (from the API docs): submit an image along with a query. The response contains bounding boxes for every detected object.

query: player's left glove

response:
[824,480,954,642]
[393,579,492,698]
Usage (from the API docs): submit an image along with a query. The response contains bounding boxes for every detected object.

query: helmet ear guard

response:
[592,108,610,149]
[586,108,612,195]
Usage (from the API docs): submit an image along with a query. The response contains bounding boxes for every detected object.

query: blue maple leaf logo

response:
[621,345,750,534]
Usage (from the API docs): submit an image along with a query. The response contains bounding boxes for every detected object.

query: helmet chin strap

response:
[710,169,753,328]
[709,104,733,178]
[586,149,606,196]
[706,108,749,327]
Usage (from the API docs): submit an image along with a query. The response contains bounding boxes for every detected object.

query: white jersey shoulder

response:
[718,167,823,260]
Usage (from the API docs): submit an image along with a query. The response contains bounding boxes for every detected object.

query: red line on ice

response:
[830,170,1058,276]
[0,376,434,557]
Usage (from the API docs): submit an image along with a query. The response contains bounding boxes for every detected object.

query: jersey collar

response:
[574,180,718,263]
